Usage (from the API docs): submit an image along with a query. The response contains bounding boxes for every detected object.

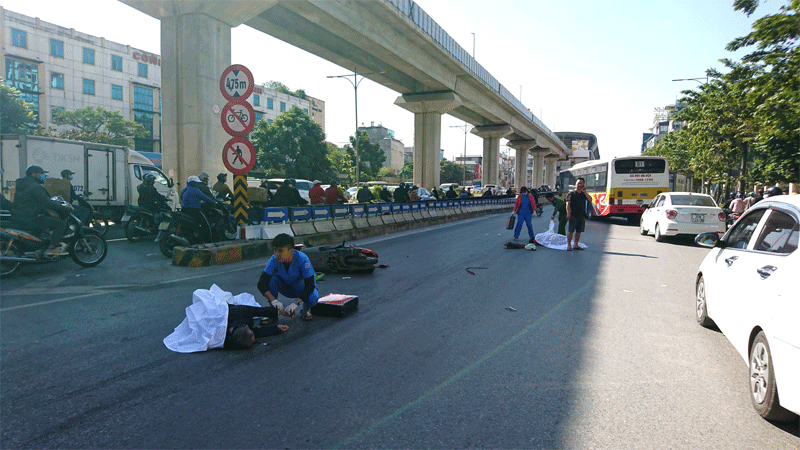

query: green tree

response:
[440,160,465,184]
[252,106,331,180]
[326,143,354,184]
[0,80,37,134]
[49,106,146,146]
[265,81,307,100]
[399,161,414,180]
[377,166,395,178]
[344,130,385,180]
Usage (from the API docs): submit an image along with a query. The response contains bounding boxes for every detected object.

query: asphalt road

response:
[2,213,798,449]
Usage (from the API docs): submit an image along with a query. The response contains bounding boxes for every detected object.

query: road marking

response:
[0,261,265,312]
[332,276,596,449]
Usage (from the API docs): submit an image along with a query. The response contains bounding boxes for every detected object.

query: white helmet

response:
[188,175,201,184]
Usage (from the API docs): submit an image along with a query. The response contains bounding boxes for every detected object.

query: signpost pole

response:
[233,175,248,225]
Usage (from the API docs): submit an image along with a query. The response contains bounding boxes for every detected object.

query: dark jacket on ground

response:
[11,176,69,226]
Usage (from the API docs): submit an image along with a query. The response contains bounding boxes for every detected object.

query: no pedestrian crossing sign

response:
[220,101,255,137]
[219,64,254,102]
[222,137,257,175]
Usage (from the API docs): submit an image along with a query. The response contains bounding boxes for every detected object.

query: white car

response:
[694,194,799,422]
[265,178,313,203]
[640,192,726,242]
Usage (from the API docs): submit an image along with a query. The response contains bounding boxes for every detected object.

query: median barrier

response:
[172,197,517,266]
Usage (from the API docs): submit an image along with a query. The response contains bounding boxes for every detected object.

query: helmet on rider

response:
[187,175,201,185]
[764,186,783,198]
[285,178,296,187]
[330,179,338,186]
[143,173,157,184]
[198,172,210,184]
[217,173,227,181]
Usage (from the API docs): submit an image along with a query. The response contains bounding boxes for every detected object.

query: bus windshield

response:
[614,159,666,174]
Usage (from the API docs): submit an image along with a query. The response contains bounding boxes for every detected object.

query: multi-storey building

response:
[641,103,686,152]
[2,7,325,163]
[358,122,404,174]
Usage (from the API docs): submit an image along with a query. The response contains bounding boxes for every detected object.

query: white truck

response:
[1,135,177,221]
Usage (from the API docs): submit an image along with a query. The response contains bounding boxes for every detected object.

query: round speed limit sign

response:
[219,64,254,102]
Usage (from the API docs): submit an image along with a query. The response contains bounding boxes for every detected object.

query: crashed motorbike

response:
[0,197,108,276]
[299,241,379,274]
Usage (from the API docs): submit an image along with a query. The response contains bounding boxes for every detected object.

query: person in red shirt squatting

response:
[308,180,325,204]
[324,180,347,205]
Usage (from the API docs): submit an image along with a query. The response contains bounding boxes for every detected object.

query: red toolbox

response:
[311,294,359,318]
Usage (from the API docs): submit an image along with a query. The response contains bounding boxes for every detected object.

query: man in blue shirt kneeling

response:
[257,233,319,321]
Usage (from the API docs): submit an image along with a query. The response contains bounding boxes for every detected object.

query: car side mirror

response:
[695,232,723,248]
[168,178,174,188]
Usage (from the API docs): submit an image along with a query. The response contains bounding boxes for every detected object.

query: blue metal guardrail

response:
[260,197,514,224]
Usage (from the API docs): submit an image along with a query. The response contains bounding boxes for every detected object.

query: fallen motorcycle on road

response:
[298,241,379,274]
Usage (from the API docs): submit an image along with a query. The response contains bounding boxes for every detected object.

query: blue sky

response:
[2,0,784,161]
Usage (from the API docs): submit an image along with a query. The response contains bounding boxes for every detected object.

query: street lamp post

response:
[672,76,708,85]
[328,69,372,186]
[450,123,473,187]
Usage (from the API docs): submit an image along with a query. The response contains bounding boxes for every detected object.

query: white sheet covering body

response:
[164,284,262,353]
[534,220,588,251]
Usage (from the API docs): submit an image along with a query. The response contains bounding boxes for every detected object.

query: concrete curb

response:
[172,205,511,267]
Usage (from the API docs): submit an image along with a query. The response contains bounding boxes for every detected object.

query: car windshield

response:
[670,194,716,207]
[296,181,313,191]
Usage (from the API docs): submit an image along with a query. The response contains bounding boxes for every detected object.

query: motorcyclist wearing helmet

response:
[212,173,233,202]
[138,173,169,213]
[356,183,375,203]
[181,175,218,241]
[272,178,308,207]
[197,172,215,200]
[11,166,73,256]
[763,186,783,198]
[393,182,409,203]
[323,180,347,205]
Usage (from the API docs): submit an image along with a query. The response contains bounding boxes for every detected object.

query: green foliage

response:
[399,161,414,180]
[252,106,332,180]
[440,160,466,183]
[0,80,37,134]
[326,143,354,184]
[344,130,385,180]
[647,0,799,189]
[377,166,396,177]
[265,81,307,100]
[48,106,146,145]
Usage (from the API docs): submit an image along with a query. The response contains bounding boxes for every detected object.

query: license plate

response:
[158,221,171,230]
[691,214,704,223]
[121,213,131,222]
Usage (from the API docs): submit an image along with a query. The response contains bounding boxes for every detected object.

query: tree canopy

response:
[343,130,386,181]
[47,107,147,146]
[265,81,307,100]
[0,80,37,134]
[251,106,332,181]
[645,0,799,191]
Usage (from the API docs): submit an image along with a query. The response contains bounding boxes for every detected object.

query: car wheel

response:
[639,216,648,235]
[654,223,665,242]
[695,275,714,328]
[749,331,796,422]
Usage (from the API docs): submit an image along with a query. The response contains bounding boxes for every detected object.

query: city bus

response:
[557,156,669,223]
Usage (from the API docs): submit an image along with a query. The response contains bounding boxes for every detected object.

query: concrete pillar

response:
[160,13,231,190]
[471,125,512,188]
[507,140,536,190]
[395,92,462,190]
[544,156,558,189]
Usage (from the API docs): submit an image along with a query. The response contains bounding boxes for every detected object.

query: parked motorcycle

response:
[0,197,108,276]
[299,241,379,274]
[122,204,171,242]
[158,203,235,258]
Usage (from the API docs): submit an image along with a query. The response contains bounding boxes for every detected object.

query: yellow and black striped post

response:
[233,174,248,225]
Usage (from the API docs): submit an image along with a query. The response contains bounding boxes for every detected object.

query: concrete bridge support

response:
[472,125,513,188]
[508,140,536,190]
[395,92,462,190]
[160,12,232,189]
[544,156,559,190]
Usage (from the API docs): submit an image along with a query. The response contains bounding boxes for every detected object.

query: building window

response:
[138,63,148,78]
[134,85,155,153]
[254,94,260,106]
[52,106,64,120]
[268,119,273,124]
[50,39,64,57]
[50,72,64,90]
[83,79,95,95]
[83,48,95,65]
[11,29,27,48]
[255,112,263,123]
[112,84,123,100]
[304,108,309,115]
[267,98,273,110]
[111,55,123,72]
[280,101,286,112]
[5,58,40,122]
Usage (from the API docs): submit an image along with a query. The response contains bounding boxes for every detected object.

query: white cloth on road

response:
[534,220,587,251]
[163,284,262,353]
